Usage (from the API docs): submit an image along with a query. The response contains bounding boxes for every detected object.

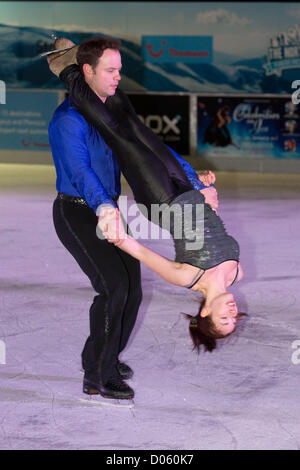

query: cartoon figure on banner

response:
[201,103,240,150]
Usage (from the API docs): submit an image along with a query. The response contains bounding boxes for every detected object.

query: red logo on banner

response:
[146,40,167,58]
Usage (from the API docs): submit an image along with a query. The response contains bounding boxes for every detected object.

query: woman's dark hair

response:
[221,105,230,116]
[76,36,122,73]
[183,298,247,353]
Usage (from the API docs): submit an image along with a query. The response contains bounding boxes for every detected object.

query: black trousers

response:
[52,196,142,385]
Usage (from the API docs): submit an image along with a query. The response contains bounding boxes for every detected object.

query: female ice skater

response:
[47,37,245,353]
[203,105,240,150]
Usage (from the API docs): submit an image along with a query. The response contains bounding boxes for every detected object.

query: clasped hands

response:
[98,206,127,246]
[98,171,219,245]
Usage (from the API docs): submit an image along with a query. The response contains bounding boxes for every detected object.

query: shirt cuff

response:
[95,199,118,216]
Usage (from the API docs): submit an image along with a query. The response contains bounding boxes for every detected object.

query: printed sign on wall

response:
[0,90,59,151]
[142,36,213,64]
[127,93,190,155]
[197,95,300,159]
[263,24,300,77]
[1,3,300,93]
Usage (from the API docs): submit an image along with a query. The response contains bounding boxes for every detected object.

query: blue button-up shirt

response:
[48,97,207,213]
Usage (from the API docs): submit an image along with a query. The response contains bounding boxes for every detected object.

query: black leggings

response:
[60,65,193,213]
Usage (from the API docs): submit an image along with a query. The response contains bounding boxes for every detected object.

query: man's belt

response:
[57,192,118,206]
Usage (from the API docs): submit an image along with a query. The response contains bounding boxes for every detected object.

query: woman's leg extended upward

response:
[59,65,193,211]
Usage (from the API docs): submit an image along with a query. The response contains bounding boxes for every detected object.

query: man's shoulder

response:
[49,97,87,130]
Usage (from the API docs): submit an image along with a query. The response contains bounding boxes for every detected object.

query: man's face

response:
[85,48,122,102]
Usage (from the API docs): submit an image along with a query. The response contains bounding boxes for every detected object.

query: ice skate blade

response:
[39,47,74,57]
[79,397,134,408]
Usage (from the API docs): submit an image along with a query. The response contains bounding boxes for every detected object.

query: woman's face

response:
[202,293,238,335]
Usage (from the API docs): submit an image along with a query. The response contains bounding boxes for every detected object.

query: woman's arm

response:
[116,236,191,287]
[216,109,225,128]
[98,209,192,287]
[200,186,218,214]
[237,263,244,282]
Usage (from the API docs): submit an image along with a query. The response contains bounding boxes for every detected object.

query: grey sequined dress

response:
[159,189,240,270]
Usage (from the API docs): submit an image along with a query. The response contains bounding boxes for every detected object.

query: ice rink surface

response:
[0,163,299,450]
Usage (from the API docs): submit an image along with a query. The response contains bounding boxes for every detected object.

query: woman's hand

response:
[200,187,219,214]
[98,207,127,246]
[98,208,194,287]
[198,170,216,187]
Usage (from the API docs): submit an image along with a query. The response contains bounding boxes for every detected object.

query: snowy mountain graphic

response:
[0,23,297,93]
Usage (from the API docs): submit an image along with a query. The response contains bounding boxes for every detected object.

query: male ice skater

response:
[47,36,217,400]
[48,37,143,400]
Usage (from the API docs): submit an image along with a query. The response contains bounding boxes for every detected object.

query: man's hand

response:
[198,170,216,187]
[98,205,118,228]
[200,187,219,214]
[98,207,127,245]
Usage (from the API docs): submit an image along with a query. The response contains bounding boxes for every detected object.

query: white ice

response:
[0,163,300,450]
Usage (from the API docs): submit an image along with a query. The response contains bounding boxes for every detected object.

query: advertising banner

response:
[263,24,300,77]
[0,90,59,151]
[1,3,300,93]
[127,93,190,155]
[142,36,213,64]
[197,95,300,159]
